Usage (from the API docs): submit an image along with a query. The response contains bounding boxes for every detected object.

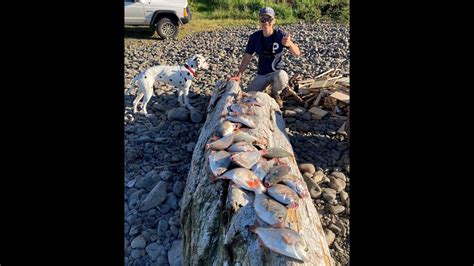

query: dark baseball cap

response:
[259,7,275,18]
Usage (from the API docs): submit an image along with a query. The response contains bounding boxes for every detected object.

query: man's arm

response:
[287,42,301,57]
[229,53,253,81]
[282,32,301,57]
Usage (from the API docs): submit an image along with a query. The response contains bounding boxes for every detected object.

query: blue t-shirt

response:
[245,29,289,75]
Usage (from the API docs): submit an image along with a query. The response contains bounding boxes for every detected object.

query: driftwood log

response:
[181,80,334,265]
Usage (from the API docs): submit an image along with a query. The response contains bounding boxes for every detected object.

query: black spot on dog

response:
[159,76,162,78]
[187,73,190,76]
[170,79,173,82]
[144,76,147,79]
[184,78,187,82]
[179,81,182,84]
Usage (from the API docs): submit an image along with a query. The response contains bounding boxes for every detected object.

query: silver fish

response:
[219,121,238,137]
[231,150,264,169]
[262,147,293,159]
[264,165,291,187]
[227,141,258,153]
[267,184,300,208]
[251,158,271,180]
[279,174,309,198]
[233,129,259,143]
[208,150,231,177]
[253,193,287,227]
[215,168,266,194]
[219,98,236,117]
[206,133,234,150]
[225,114,256,128]
[249,226,309,262]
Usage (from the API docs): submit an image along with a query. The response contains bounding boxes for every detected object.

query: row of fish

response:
[206,92,310,262]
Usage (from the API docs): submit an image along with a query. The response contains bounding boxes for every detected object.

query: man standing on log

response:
[229,7,301,108]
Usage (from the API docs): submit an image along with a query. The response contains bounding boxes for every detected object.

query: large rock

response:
[310,189,322,199]
[128,190,143,210]
[303,172,321,194]
[159,170,172,181]
[157,219,169,234]
[172,181,186,196]
[165,192,178,210]
[299,163,316,174]
[322,188,337,202]
[156,255,168,265]
[324,229,336,246]
[167,107,190,121]
[168,215,180,227]
[158,203,170,214]
[130,249,145,259]
[331,171,347,182]
[168,240,183,266]
[145,243,164,261]
[135,173,155,189]
[340,190,349,204]
[131,235,146,249]
[329,205,345,214]
[139,181,168,211]
[313,170,326,183]
[329,177,346,193]
[190,108,204,123]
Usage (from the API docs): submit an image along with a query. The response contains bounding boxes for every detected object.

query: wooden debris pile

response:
[281,68,350,135]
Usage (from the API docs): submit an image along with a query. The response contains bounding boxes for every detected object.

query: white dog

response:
[126,54,209,115]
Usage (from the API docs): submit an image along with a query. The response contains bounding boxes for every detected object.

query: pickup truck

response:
[124,0,191,39]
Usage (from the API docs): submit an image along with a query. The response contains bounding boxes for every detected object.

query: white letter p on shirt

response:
[272,43,279,54]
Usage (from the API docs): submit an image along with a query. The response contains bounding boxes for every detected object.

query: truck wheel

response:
[156,17,178,39]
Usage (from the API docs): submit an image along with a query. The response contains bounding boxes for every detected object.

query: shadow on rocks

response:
[124,27,166,40]
[124,89,211,124]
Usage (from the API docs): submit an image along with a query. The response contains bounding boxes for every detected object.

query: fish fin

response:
[287,202,299,209]
[282,232,296,245]
[275,220,285,228]
[273,158,286,166]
